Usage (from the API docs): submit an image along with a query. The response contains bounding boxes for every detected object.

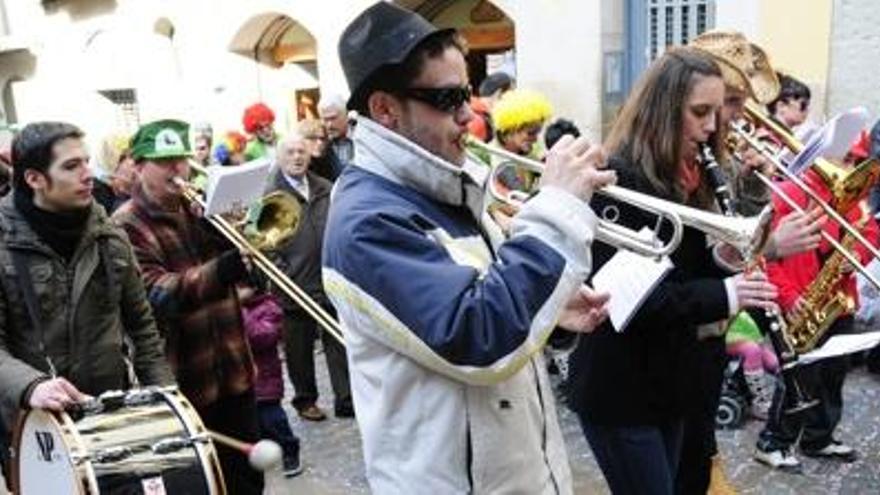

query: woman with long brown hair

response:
[565,47,778,494]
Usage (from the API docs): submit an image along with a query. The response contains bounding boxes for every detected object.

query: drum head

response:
[15,409,82,494]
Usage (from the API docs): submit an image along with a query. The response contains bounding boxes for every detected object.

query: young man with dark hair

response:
[325,3,613,492]
[112,119,263,494]
[0,121,173,459]
[767,72,812,130]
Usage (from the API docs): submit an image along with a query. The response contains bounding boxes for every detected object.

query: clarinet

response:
[698,143,818,415]
[698,144,734,214]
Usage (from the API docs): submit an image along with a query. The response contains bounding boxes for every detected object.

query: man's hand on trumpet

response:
[557,285,610,333]
[541,135,616,202]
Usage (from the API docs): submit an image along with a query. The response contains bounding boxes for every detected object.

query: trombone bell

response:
[242,191,302,251]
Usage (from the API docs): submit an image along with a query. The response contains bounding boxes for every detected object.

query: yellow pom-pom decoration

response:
[491,89,553,134]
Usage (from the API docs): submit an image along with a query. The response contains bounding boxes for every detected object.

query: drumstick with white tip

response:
[209,431,283,471]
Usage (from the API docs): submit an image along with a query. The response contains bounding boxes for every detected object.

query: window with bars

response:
[97,88,140,134]
[647,0,714,61]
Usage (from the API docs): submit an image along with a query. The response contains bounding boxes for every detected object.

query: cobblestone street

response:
[271,354,880,495]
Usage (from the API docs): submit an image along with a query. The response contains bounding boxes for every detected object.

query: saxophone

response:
[784,214,868,353]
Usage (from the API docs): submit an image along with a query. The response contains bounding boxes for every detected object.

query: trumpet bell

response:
[243,191,302,251]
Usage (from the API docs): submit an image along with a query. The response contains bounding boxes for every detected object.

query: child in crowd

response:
[242,291,303,478]
[726,311,779,419]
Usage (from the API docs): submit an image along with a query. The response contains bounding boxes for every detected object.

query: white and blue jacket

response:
[322,116,597,494]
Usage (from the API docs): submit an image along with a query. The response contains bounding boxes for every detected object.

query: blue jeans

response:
[257,401,300,462]
[579,417,684,495]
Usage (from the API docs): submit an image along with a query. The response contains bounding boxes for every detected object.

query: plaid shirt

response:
[112,184,255,409]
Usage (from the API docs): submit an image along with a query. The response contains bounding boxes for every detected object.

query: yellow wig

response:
[492,89,553,134]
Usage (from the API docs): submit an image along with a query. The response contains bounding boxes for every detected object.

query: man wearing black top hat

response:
[322,3,614,493]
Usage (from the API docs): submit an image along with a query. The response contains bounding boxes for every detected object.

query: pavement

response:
[273,356,880,495]
[4,351,876,494]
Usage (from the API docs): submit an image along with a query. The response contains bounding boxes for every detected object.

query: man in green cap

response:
[113,119,264,494]
[0,121,173,470]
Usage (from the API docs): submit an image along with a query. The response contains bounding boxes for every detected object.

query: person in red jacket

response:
[755,166,879,471]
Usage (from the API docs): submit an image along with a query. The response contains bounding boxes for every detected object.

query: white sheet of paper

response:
[204,158,271,216]
[592,229,674,332]
[799,331,880,365]
[788,107,869,175]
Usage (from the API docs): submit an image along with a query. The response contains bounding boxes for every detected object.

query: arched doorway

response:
[394,0,515,94]
[229,13,320,121]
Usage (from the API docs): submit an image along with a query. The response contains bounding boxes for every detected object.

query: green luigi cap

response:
[130,119,192,161]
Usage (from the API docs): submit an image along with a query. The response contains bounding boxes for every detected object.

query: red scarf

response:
[678,158,702,196]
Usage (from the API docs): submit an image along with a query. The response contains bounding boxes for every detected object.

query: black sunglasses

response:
[398,86,472,113]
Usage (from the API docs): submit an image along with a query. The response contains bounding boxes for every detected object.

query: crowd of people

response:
[0,2,879,494]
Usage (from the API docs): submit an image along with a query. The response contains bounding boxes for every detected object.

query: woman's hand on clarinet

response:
[542,135,615,202]
[557,285,610,333]
[728,271,779,312]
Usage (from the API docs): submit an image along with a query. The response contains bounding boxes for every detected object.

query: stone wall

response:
[827,0,880,123]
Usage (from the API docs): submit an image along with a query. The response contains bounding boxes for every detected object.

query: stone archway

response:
[229,12,320,119]
[394,0,516,91]
[229,12,317,67]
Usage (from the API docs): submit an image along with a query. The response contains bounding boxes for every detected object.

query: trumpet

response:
[728,102,880,291]
[174,177,345,346]
[469,139,773,259]
[468,138,683,258]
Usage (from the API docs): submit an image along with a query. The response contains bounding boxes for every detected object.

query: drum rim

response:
[159,389,227,495]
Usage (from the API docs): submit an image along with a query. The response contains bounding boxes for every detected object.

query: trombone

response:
[174,172,345,346]
[728,102,880,291]
[469,139,772,259]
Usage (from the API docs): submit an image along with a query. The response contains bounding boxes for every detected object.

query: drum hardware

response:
[12,387,227,494]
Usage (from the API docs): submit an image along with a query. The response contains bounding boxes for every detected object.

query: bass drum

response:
[11,387,225,494]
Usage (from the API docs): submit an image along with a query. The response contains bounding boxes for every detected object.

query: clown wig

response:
[492,90,553,135]
[242,103,276,134]
[214,131,248,165]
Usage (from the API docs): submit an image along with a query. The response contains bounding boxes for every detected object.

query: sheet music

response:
[592,229,674,332]
[204,158,272,216]
[787,107,868,174]
[798,332,880,365]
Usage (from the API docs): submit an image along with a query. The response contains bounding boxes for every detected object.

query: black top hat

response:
[339,2,454,109]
